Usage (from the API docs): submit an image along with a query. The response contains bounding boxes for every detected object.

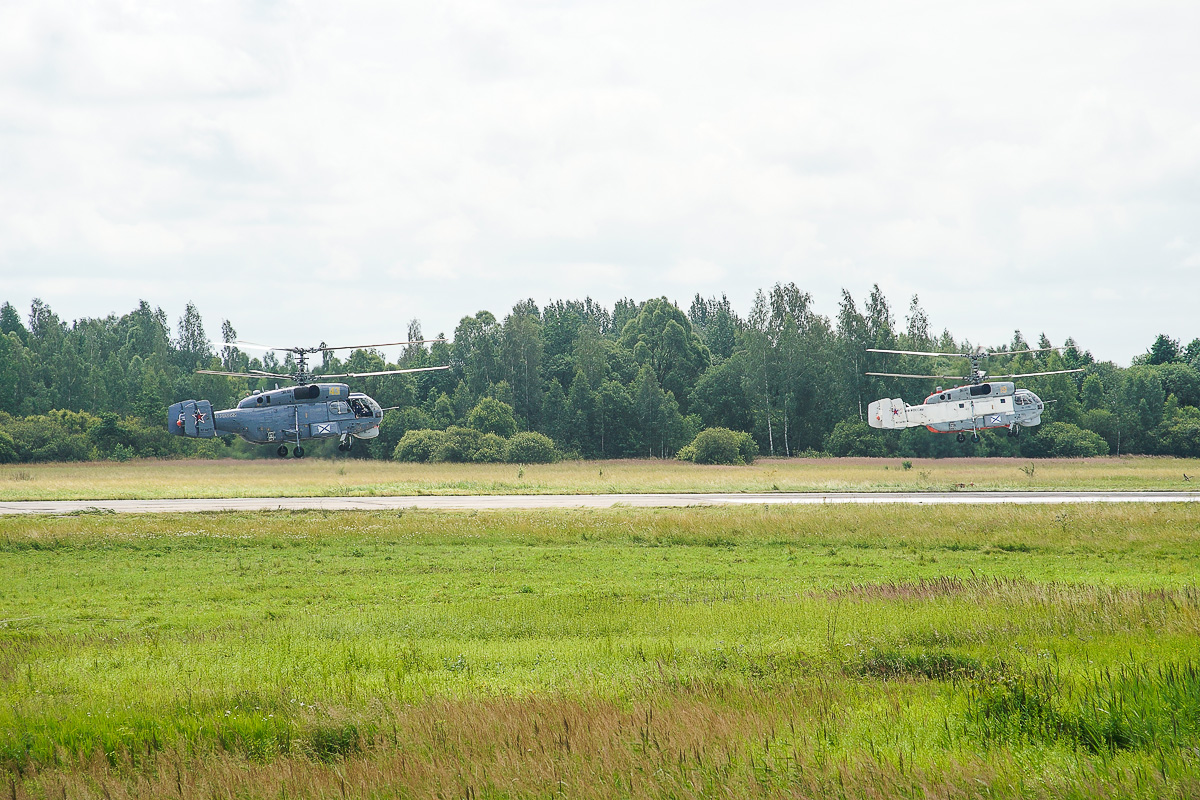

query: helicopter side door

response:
[250,406,297,443]
[309,400,354,439]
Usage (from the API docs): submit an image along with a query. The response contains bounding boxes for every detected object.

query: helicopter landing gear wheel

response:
[956,433,966,443]
[293,446,305,458]
[338,434,352,452]
[277,445,288,458]
[972,433,980,442]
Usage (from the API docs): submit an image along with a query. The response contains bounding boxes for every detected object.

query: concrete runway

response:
[3,491,1200,515]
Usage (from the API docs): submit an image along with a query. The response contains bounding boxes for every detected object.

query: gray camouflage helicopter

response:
[169,339,448,457]
[866,346,1083,442]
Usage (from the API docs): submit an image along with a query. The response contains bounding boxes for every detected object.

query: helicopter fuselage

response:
[169,383,383,453]
[868,381,1046,436]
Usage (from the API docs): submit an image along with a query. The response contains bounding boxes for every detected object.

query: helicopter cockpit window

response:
[329,401,350,416]
[350,399,369,417]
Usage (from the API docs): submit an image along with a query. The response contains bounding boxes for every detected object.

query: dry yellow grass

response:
[1,455,1198,501]
[11,689,1196,800]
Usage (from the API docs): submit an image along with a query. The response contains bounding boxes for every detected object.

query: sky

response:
[1,0,1198,365]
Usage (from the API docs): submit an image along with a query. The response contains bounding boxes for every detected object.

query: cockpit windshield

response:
[348,395,382,418]
[1014,391,1041,408]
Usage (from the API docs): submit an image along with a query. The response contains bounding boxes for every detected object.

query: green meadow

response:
[1,504,1199,798]
[2,455,1199,500]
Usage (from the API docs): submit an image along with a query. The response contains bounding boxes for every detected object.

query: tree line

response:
[1,289,1198,463]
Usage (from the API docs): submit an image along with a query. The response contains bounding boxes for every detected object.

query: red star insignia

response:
[194,411,207,424]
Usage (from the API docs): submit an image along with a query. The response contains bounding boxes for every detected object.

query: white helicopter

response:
[866,347,1083,443]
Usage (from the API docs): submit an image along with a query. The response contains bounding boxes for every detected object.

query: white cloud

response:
[1,0,1198,362]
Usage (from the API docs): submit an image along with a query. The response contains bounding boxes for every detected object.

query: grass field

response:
[1,503,1198,798]
[3,455,1200,501]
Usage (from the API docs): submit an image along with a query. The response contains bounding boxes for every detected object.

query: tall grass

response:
[3,455,1200,500]
[967,661,1200,753]
[1,504,1199,796]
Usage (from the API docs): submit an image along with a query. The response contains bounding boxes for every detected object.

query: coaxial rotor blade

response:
[230,340,299,352]
[196,369,294,380]
[317,339,448,352]
[866,348,967,358]
[320,366,451,378]
[868,346,1068,358]
[196,369,271,379]
[986,368,1085,378]
[864,372,966,379]
[995,347,1065,356]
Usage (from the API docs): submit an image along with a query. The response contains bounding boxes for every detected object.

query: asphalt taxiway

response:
[2,491,1200,515]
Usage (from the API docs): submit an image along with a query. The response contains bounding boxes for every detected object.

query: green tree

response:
[1157,405,1200,457]
[826,420,887,457]
[1155,363,1200,408]
[1117,367,1166,453]
[452,311,501,395]
[377,407,434,459]
[540,379,571,452]
[618,298,710,413]
[499,307,544,428]
[466,397,518,437]
[1081,374,1106,412]
[689,356,753,433]
[451,381,475,423]
[0,302,27,341]
[174,302,211,372]
[741,290,776,455]
[688,294,739,361]
[1147,334,1181,365]
[566,371,598,457]
[430,392,455,429]
[835,288,871,424]
[0,333,32,415]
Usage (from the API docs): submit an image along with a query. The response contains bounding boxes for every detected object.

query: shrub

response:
[825,420,887,457]
[435,426,484,462]
[393,429,447,462]
[1157,413,1200,457]
[473,432,509,463]
[3,412,96,462]
[466,397,518,438]
[1022,422,1108,458]
[506,431,557,464]
[377,407,435,458]
[0,429,16,463]
[1078,408,1118,454]
[677,427,757,465]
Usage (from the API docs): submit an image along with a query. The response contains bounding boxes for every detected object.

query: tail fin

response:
[168,400,216,438]
[869,398,919,429]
